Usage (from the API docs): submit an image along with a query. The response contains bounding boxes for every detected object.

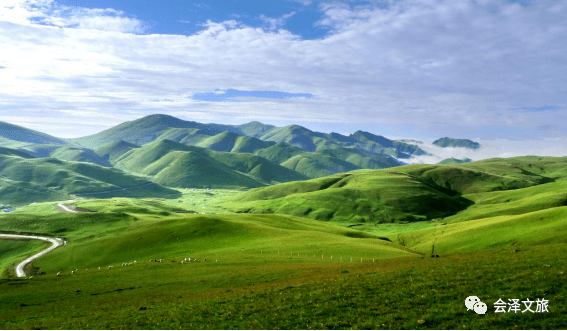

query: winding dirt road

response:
[0,233,65,277]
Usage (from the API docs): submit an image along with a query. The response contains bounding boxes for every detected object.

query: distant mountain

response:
[438,157,473,165]
[0,121,68,147]
[235,121,276,138]
[50,146,111,167]
[0,148,179,204]
[280,153,361,178]
[196,131,275,153]
[94,140,139,163]
[113,139,307,188]
[68,114,234,149]
[433,137,481,149]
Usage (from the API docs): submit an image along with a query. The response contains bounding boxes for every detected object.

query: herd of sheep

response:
[56,257,215,276]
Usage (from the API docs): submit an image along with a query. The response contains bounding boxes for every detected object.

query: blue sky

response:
[1,0,567,158]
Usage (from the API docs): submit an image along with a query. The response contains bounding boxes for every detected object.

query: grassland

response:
[1,156,567,329]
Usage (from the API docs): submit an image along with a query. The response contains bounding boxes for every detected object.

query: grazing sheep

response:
[71,270,75,275]
[150,259,153,262]
[75,269,78,272]
[134,261,137,264]
[203,258,207,261]
[108,265,113,269]
[56,271,61,276]
[159,259,163,263]
[181,261,184,264]
[128,262,132,266]
[98,267,101,270]
[86,269,88,272]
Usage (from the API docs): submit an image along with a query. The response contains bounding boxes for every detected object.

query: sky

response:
[1,0,566,158]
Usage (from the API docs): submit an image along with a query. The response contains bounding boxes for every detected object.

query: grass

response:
[1,156,567,329]
[0,243,563,329]
[0,240,49,278]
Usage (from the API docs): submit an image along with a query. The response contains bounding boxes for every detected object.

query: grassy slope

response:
[438,157,472,164]
[114,139,306,187]
[225,157,567,224]
[94,140,139,163]
[0,121,68,146]
[0,153,180,205]
[68,114,226,149]
[49,146,111,167]
[0,240,49,277]
[226,169,472,223]
[0,198,564,329]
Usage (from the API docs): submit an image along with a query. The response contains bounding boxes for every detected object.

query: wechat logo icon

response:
[465,296,487,315]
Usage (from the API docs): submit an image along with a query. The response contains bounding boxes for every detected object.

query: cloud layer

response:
[1,0,566,159]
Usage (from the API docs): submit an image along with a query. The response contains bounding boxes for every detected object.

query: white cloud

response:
[0,0,566,153]
[259,11,296,31]
[0,0,144,33]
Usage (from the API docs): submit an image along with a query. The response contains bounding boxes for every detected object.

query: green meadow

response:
[0,156,566,329]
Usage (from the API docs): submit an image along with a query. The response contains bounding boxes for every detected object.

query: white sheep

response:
[203,258,207,261]
[134,260,137,264]
[181,261,184,264]
[108,265,113,269]
[56,271,61,276]
[98,267,101,270]
[71,270,75,275]
[86,269,88,272]
[159,259,163,263]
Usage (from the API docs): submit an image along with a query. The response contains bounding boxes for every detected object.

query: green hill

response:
[433,137,481,149]
[114,139,306,188]
[317,147,402,169]
[68,114,226,149]
[227,167,472,223]
[259,125,330,152]
[235,121,276,138]
[50,146,111,167]
[349,131,428,158]
[227,156,567,224]
[196,131,274,153]
[253,142,306,164]
[437,157,472,165]
[0,121,68,146]
[0,147,36,159]
[280,153,361,178]
[0,153,179,205]
[94,140,139,163]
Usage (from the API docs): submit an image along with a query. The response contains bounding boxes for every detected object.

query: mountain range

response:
[0,114,483,205]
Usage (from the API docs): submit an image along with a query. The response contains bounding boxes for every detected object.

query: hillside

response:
[0,152,180,205]
[94,140,139,163]
[0,121,68,147]
[113,139,306,188]
[437,157,473,165]
[280,153,361,178]
[433,137,481,149]
[50,146,111,167]
[226,156,567,224]
[68,114,231,149]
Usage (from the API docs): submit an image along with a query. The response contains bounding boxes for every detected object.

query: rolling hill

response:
[226,156,567,224]
[49,146,111,167]
[94,140,139,163]
[0,121,68,147]
[0,148,180,205]
[113,139,307,188]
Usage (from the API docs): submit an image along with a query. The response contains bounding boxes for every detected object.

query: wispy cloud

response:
[259,11,297,31]
[0,0,566,152]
